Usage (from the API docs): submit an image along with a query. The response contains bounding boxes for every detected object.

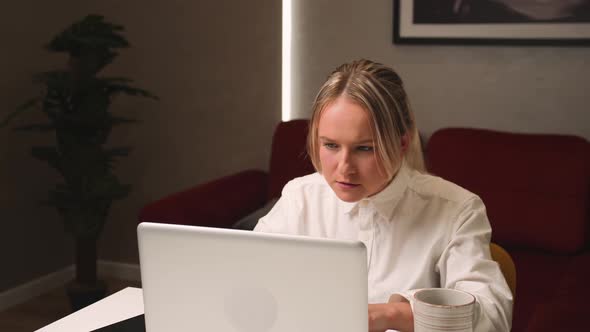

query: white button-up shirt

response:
[254,163,513,331]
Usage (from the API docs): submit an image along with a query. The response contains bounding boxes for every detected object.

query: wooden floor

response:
[0,278,141,331]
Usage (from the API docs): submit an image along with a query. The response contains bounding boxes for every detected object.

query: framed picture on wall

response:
[393,0,590,45]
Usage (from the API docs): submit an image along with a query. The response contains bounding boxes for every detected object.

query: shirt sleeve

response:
[253,181,300,234]
[253,194,288,233]
[438,197,513,331]
[390,197,513,332]
[438,196,513,331]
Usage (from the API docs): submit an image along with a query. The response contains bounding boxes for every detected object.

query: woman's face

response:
[317,96,393,202]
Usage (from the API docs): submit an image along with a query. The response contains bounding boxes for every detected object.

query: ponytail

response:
[405,126,426,173]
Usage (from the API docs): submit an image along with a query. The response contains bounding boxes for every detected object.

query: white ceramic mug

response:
[411,288,475,332]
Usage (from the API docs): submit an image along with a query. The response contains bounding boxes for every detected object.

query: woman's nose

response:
[337,150,356,175]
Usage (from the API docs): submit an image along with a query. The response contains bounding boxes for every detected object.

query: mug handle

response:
[388,289,419,312]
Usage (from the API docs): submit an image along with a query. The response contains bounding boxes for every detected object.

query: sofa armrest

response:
[138,170,269,229]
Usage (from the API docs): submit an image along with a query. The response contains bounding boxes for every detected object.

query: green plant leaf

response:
[13,14,159,244]
[33,70,72,88]
[106,84,159,100]
[0,97,42,128]
[31,146,61,171]
[47,14,130,54]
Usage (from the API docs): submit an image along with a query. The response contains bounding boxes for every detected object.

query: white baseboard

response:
[0,265,75,312]
[0,260,140,312]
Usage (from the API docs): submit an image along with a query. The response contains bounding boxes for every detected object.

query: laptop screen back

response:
[137,222,367,332]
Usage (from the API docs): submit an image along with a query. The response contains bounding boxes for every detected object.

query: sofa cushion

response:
[232,198,278,230]
[138,170,268,228]
[427,128,590,254]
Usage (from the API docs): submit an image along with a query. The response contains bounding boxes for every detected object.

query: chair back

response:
[427,127,590,254]
[267,120,315,199]
[490,242,516,298]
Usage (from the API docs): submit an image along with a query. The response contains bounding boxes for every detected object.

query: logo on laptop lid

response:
[224,285,278,332]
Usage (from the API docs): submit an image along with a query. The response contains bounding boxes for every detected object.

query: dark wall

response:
[0,0,281,291]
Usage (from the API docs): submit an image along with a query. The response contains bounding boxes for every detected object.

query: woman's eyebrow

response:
[319,136,373,144]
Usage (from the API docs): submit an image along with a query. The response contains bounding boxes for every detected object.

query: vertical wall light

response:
[282,0,292,121]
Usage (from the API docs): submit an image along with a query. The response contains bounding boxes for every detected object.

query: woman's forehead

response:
[317,97,375,141]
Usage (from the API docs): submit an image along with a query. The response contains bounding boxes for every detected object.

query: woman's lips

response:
[336,181,360,190]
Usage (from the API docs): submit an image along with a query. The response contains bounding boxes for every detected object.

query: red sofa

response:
[139,120,590,331]
[426,127,590,332]
[138,120,314,229]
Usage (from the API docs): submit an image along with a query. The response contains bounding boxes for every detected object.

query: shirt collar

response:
[340,161,412,219]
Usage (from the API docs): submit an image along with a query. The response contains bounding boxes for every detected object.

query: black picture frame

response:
[393,0,590,46]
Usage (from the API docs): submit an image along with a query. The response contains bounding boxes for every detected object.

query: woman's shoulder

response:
[282,172,327,194]
[280,173,335,209]
[407,170,480,205]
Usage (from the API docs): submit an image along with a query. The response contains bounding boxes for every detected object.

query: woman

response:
[254,59,512,331]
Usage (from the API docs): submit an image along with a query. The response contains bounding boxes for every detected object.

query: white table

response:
[36,287,144,332]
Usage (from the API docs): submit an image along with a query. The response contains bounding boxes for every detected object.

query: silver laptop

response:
[137,222,368,332]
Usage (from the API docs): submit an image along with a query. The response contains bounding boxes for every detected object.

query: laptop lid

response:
[137,222,368,332]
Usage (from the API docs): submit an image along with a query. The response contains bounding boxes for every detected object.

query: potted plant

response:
[1,14,157,310]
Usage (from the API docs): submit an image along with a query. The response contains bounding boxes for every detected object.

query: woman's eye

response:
[323,143,338,150]
[357,146,374,152]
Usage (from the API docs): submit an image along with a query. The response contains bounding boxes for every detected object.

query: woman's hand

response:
[368,302,414,332]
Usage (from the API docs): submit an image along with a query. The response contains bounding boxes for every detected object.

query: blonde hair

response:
[307,59,425,177]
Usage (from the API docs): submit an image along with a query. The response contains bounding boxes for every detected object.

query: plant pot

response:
[66,279,108,312]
